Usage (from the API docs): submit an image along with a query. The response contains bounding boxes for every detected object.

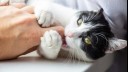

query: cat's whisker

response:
[63,50,70,63]
[75,48,79,63]
[63,53,69,63]
[76,48,81,64]
[67,49,72,63]
[80,49,86,62]
[73,48,77,63]
[66,53,71,63]
[71,53,74,63]
[74,49,78,63]
[67,54,71,63]
[70,49,74,63]
[61,50,65,58]
[77,49,83,62]
[72,48,76,63]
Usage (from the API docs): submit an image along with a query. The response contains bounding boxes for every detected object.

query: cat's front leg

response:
[36,10,54,27]
[38,30,62,59]
[34,1,54,27]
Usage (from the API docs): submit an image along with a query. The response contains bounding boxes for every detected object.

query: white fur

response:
[106,38,127,53]
[65,37,93,62]
[34,0,127,61]
[38,30,62,59]
[5,0,127,61]
[28,0,95,61]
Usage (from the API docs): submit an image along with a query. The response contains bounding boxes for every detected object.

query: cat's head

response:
[65,9,127,61]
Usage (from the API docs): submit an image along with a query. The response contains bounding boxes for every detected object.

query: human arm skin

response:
[0,5,64,60]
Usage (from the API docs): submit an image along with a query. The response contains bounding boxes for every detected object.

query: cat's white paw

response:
[37,11,53,27]
[34,1,54,27]
[38,30,62,59]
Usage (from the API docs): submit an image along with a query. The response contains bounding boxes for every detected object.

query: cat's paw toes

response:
[49,30,62,48]
[38,30,62,59]
[38,11,53,27]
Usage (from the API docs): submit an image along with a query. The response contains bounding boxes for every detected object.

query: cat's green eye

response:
[85,37,91,45]
[77,19,83,26]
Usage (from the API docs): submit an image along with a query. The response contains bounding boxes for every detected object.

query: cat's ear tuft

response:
[105,38,127,53]
[97,8,104,14]
[93,8,104,20]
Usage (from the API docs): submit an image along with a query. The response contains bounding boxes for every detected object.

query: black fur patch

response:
[79,9,114,60]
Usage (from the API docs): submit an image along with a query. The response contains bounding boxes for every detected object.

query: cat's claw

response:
[38,30,62,59]
[38,11,53,27]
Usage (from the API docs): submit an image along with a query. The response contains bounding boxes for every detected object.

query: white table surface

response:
[0,52,92,72]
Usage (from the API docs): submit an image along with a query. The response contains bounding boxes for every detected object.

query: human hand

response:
[0,5,64,60]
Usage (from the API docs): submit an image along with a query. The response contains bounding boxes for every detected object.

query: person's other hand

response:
[0,5,64,60]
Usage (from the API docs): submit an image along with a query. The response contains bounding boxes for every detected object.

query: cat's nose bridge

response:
[65,29,82,38]
[65,27,75,37]
[65,26,89,38]
[65,30,76,38]
[66,32,74,38]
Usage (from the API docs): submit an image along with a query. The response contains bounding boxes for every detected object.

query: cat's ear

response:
[93,8,104,20]
[105,38,127,53]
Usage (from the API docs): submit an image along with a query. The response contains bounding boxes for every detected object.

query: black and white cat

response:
[4,0,127,61]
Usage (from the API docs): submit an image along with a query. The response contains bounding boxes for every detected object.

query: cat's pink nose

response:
[66,33,74,38]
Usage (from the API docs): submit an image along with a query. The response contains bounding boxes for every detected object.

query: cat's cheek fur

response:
[38,30,62,59]
[66,37,93,62]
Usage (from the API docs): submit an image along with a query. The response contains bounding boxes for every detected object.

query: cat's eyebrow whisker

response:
[93,34,99,44]
[96,33,106,40]
[95,33,109,46]
[90,36,98,49]
[97,34,107,46]
[99,33,109,44]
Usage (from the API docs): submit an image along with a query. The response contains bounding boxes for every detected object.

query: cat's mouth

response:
[62,37,68,48]
[62,36,74,49]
